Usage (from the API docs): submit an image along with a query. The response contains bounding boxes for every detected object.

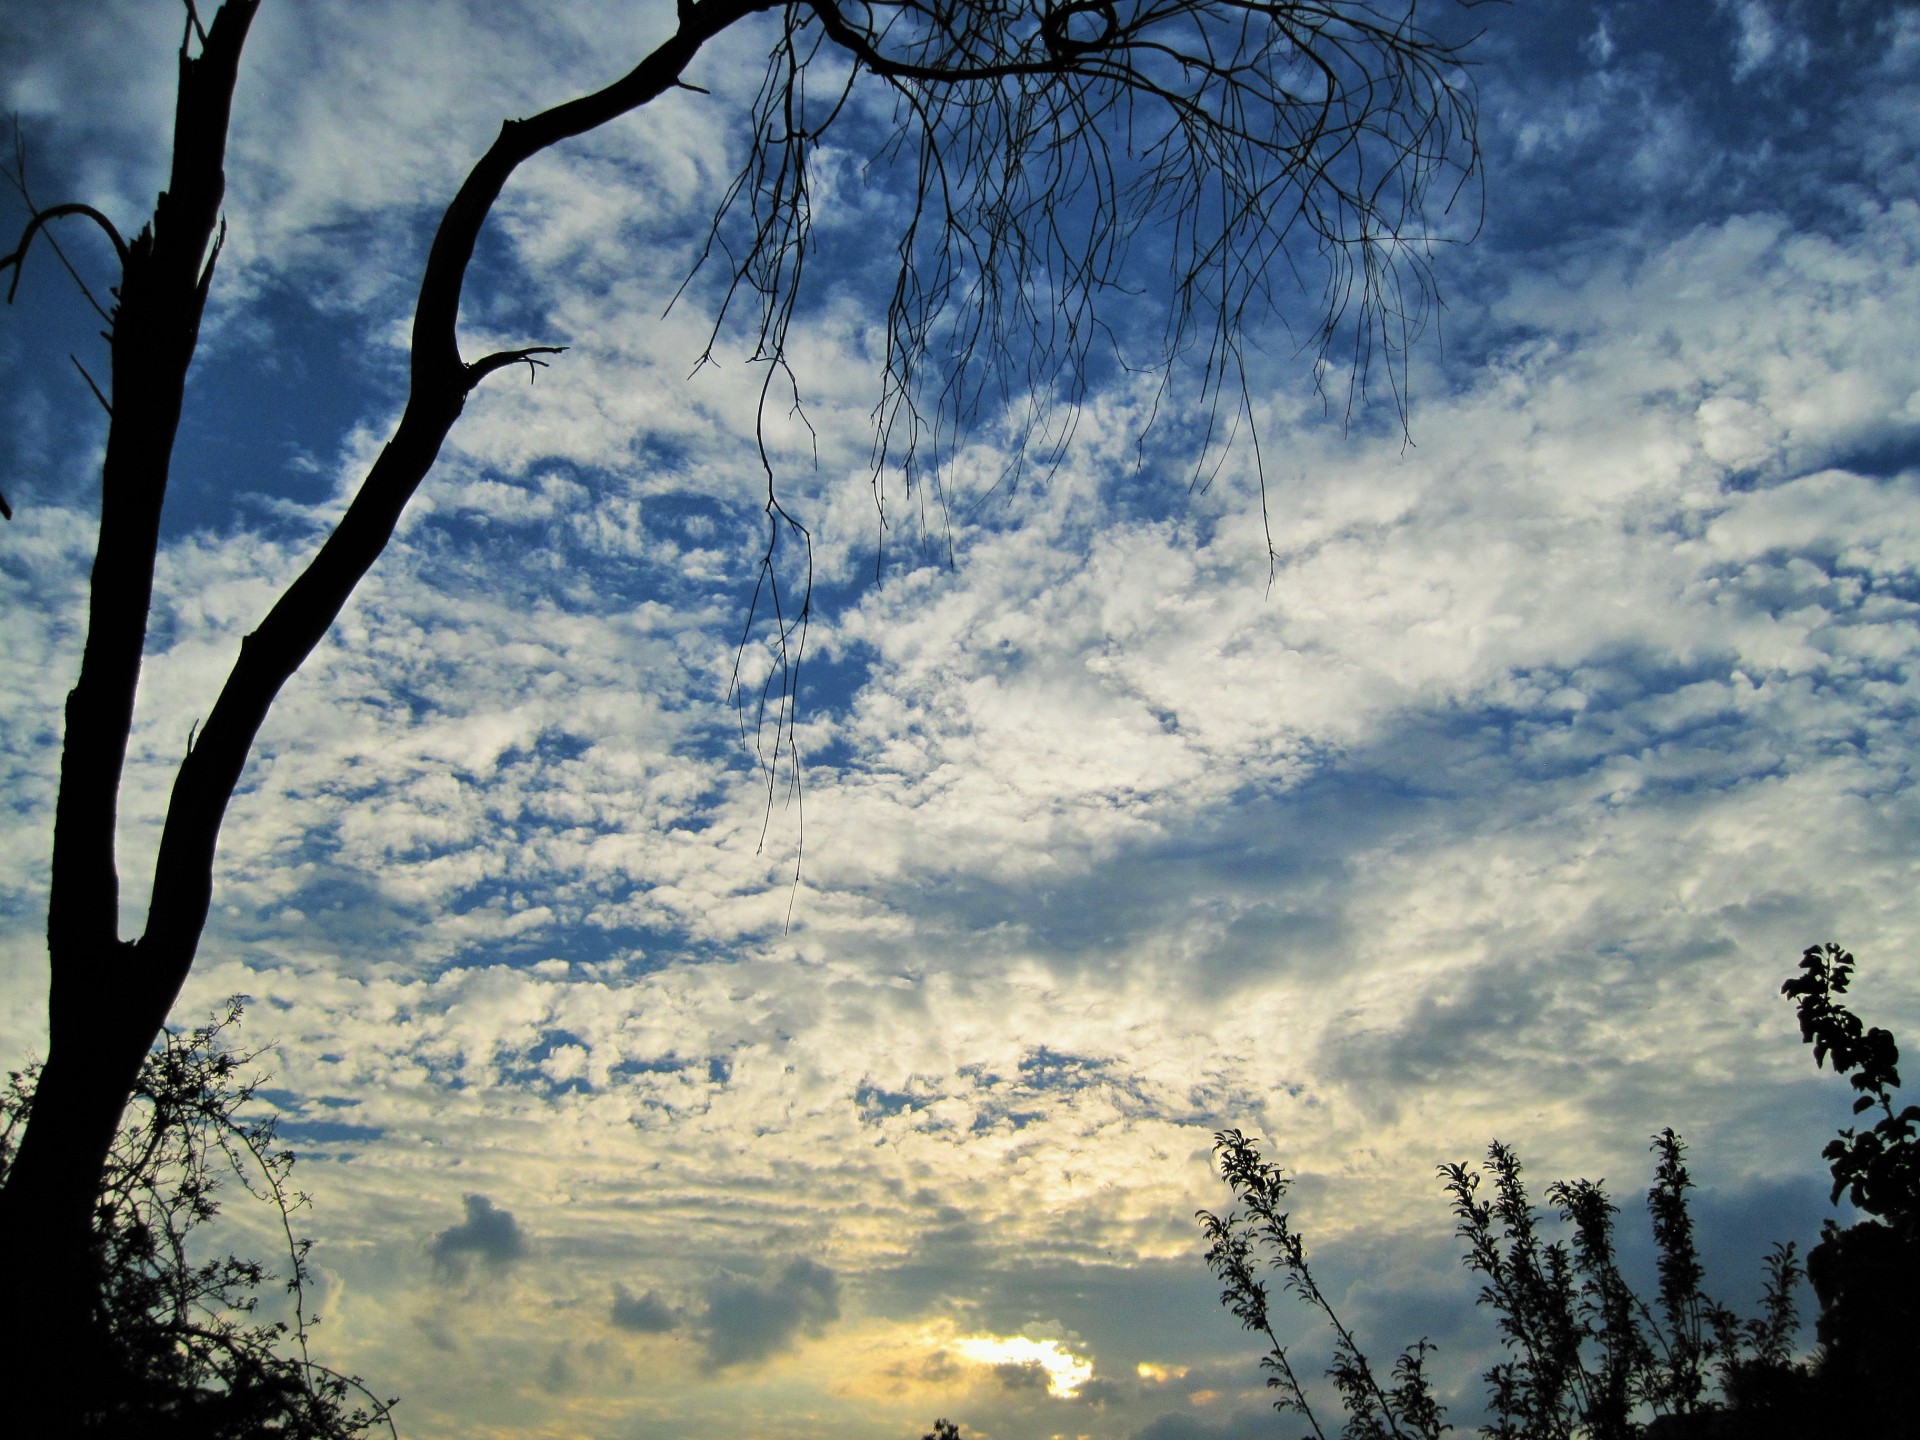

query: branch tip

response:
[3,202,131,302]
[466,344,569,388]
[70,354,112,416]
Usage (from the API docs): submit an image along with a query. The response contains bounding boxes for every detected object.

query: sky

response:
[5,1,1920,1437]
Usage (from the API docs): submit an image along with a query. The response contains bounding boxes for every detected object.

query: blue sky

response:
[5,3,1920,1438]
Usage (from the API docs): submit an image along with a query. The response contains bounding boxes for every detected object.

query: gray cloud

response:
[698,1258,840,1370]
[991,1360,1052,1393]
[610,1285,677,1334]
[430,1194,527,1277]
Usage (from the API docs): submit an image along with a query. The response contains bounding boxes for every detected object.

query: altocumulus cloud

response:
[699,1257,840,1369]
[9,5,1920,1440]
[430,1193,527,1278]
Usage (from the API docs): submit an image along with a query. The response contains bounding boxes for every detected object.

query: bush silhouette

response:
[1201,944,1919,1439]
[0,1001,393,1440]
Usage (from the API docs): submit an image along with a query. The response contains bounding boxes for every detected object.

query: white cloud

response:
[1715,0,1813,80]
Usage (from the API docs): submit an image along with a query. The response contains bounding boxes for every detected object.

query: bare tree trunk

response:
[0,0,760,1402]
[0,0,261,1399]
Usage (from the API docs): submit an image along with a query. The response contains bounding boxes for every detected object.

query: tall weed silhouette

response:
[1203,944,1920,1438]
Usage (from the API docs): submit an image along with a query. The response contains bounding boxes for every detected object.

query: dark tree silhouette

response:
[0,1001,394,1439]
[0,0,1481,1406]
[1780,943,1920,1436]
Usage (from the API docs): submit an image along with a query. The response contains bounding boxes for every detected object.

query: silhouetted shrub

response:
[1202,944,1919,1439]
[1780,943,1920,1436]
[0,1000,394,1439]
[1201,1128,1451,1439]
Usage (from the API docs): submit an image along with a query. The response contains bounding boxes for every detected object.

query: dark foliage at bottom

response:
[1200,944,1920,1439]
[0,1000,395,1439]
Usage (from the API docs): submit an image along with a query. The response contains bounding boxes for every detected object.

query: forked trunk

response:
[0,1,730,1403]
[0,0,260,1402]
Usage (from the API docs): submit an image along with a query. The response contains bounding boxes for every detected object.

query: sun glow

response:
[1136,1362,1189,1384]
[951,1335,1095,1398]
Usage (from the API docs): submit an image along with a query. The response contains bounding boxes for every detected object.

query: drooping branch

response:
[702,0,1482,550]
[0,202,132,301]
[70,354,113,417]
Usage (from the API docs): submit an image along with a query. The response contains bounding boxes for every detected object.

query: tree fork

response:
[0,0,773,1402]
[1,0,261,1401]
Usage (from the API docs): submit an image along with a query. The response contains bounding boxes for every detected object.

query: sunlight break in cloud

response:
[951,1334,1096,1398]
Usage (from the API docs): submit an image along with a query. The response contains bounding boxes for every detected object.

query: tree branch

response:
[70,353,112,416]
[466,344,567,386]
[1,202,131,301]
[47,0,259,999]
[136,0,774,1015]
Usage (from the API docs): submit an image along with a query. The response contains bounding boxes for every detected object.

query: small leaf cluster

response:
[0,1000,395,1440]
[1781,943,1920,1225]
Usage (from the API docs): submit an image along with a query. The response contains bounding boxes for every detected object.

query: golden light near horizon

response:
[950,1335,1095,1398]
[1134,1362,1189,1384]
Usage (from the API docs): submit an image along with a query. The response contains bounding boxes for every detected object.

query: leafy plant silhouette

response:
[1779,943,1920,1435]
[1203,944,1920,1439]
[1200,1127,1451,1439]
[0,1001,394,1440]
[1781,943,1920,1225]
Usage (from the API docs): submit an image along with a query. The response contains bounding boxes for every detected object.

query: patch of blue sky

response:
[609,1055,690,1078]
[853,1079,917,1123]
[1014,1045,1112,1093]
[967,1108,1043,1134]
[791,643,875,728]
[461,218,570,344]
[495,726,597,768]
[426,904,720,977]
[1824,431,1920,484]
[0,198,126,465]
[495,1027,594,1095]
[167,285,401,539]
[272,1114,390,1148]
[515,1026,586,1062]
[252,1085,389,1153]
[1471,3,1888,255]
[222,868,424,964]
